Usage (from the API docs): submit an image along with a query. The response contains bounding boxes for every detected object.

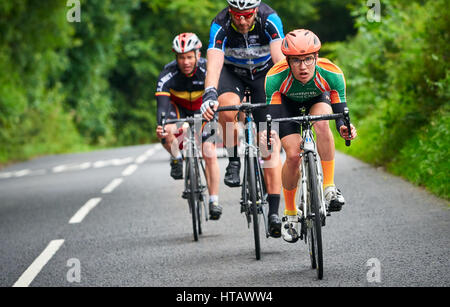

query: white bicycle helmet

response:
[227,0,261,10]
[172,33,202,54]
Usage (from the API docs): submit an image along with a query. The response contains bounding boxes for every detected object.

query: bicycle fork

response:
[298,130,327,240]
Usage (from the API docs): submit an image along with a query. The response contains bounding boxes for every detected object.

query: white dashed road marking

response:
[69,198,102,224]
[9,145,163,287]
[53,162,91,173]
[101,178,123,194]
[122,164,138,177]
[13,239,65,287]
[0,144,163,180]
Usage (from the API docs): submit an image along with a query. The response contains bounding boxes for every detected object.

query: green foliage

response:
[333,0,449,199]
[389,104,449,198]
[0,0,81,164]
[62,0,139,145]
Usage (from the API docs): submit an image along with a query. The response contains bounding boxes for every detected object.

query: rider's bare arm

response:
[205,49,224,89]
[270,40,284,65]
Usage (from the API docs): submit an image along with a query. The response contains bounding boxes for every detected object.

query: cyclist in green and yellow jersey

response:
[264,29,357,242]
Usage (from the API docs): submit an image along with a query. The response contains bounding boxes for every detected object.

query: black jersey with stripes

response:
[155,58,206,124]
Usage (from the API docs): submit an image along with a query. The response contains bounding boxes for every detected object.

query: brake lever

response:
[209,101,218,122]
[344,107,351,147]
[266,114,272,151]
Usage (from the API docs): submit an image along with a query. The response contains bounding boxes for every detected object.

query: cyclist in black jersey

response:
[201,0,285,237]
[156,33,222,220]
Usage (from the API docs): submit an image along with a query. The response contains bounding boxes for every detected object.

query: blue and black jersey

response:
[208,3,284,79]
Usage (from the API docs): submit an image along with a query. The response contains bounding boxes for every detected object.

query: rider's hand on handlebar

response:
[201,86,219,121]
[259,130,279,158]
[156,125,168,140]
[201,100,218,121]
[339,124,357,140]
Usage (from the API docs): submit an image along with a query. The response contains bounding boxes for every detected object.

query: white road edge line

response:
[101,178,123,194]
[14,169,31,177]
[122,164,138,176]
[12,239,65,287]
[0,172,13,179]
[135,145,160,164]
[69,198,102,224]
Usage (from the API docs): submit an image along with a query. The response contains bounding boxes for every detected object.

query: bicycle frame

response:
[215,98,271,259]
[184,119,207,199]
[241,109,270,237]
[299,123,326,221]
[161,114,209,239]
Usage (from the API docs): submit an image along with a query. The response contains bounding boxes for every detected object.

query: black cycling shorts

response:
[217,64,270,124]
[271,92,332,140]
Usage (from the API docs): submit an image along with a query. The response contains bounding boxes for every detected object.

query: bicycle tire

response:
[308,218,317,269]
[247,156,261,260]
[255,158,269,237]
[194,157,202,235]
[307,152,323,279]
[187,157,199,241]
[305,164,316,269]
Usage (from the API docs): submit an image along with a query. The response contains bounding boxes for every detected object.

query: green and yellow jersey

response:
[265,58,346,106]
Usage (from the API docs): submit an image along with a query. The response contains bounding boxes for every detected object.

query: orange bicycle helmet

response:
[281,29,321,56]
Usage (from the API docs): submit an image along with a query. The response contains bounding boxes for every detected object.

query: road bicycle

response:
[215,89,270,260]
[266,108,351,279]
[161,113,209,241]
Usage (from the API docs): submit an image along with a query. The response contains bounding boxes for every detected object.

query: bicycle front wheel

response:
[247,156,261,260]
[306,152,323,279]
[186,157,199,241]
[194,157,203,235]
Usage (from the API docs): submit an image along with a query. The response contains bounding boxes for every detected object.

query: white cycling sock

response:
[209,195,219,203]
[172,152,182,160]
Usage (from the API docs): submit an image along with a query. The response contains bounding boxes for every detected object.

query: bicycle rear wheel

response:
[306,152,323,279]
[247,156,261,260]
[186,157,199,241]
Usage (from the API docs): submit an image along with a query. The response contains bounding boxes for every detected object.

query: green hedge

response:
[332,0,449,199]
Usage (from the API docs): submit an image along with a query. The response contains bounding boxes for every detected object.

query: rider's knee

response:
[219,112,237,125]
[202,142,217,161]
[285,152,301,169]
[313,120,332,136]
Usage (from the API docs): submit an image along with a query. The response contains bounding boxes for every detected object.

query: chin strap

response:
[184,66,197,78]
[180,56,199,77]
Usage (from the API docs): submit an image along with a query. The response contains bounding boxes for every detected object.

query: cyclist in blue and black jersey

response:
[201,0,285,237]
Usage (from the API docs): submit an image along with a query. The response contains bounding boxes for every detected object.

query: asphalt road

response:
[0,143,448,287]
